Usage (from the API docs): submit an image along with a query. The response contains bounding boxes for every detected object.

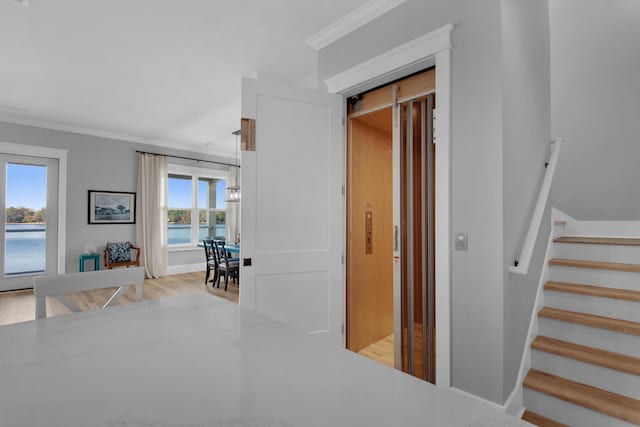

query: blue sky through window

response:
[169,175,226,209]
[6,163,47,209]
[168,176,191,207]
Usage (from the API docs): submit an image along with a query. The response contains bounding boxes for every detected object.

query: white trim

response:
[451,387,507,412]
[334,26,453,387]
[168,245,201,253]
[509,137,563,275]
[167,262,205,275]
[434,48,452,387]
[0,141,67,274]
[305,0,407,50]
[324,23,453,94]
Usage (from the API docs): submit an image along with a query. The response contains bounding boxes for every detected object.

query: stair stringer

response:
[504,208,574,416]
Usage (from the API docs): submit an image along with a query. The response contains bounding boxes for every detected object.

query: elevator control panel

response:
[365,211,373,254]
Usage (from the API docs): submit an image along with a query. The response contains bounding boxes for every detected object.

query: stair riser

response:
[523,388,637,427]
[531,350,640,399]
[538,317,640,358]
[563,222,640,237]
[549,266,640,292]
[554,243,640,264]
[544,290,640,323]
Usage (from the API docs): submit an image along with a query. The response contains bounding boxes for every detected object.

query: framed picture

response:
[88,190,136,224]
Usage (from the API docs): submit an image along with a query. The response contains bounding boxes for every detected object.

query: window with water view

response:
[167,172,226,245]
[5,163,47,275]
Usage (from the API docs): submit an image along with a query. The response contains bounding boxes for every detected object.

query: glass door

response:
[397,94,436,383]
[0,154,58,291]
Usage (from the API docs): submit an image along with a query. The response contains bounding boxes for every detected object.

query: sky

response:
[6,163,47,209]
[168,176,226,209]
[5,166,227,211]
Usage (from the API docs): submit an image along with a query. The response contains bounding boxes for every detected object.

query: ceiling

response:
[0,0,368,157]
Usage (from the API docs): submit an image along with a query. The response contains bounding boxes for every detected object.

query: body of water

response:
[168,224,226,244]
[5,223,46,275]
[3,223,226,276]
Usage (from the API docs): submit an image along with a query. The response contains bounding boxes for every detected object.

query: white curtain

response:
[136,153,168,278]
[226,165,239,243]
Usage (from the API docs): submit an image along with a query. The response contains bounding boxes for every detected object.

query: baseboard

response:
[450,387,506,412]
[167,263,205,275]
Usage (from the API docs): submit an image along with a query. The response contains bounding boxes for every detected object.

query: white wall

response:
[0,121,231,274]
[319,0,505,403]
[550,0,640,220]
[501,0,551,401]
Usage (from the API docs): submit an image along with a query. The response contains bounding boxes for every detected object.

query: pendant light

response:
[225,129,241,203]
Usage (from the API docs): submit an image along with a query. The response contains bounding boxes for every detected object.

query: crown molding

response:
[305,0,407,50]
[0,113,231,157]
[324,23,453,94]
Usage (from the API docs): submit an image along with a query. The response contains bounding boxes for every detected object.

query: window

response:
[4,162,47,275]
[0,148,63,293]
[167,167,226,246]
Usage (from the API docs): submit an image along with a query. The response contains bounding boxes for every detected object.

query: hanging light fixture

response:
[225,129,241,203]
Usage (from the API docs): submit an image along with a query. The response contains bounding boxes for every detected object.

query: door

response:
[398,95,436,382]
[240,77,344,345]
[0,154,59,291]
[345,70,436,382]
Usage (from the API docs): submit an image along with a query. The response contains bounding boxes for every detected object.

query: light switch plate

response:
[455,232,468,251]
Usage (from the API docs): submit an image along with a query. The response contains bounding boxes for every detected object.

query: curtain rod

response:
[135,150,240,168]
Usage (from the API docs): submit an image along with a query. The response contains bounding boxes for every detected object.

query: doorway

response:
[0,154,59,292]
[346,69,436,383]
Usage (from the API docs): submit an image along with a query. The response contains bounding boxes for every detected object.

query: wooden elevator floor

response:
[358,333,394,368]
[357,324,430,379]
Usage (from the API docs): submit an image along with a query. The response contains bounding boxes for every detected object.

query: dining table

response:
[0,293,530,427]
[198,240,240,254]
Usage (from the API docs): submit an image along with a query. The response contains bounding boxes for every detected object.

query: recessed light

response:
[15,0,29,6]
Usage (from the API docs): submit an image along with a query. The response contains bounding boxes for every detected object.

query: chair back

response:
[104,242,141,269]
[202,239,213,261]
[106,241,131,263]
[213,240,229,265]
[34,267,144,319]
[203,239,216,262]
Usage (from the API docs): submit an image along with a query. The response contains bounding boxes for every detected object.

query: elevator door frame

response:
[330,24,453,386]
[346,88,437,384]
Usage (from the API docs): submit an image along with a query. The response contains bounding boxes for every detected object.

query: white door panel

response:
[254,96,330,252]
[241,77,344,345]
[255,271,329,333]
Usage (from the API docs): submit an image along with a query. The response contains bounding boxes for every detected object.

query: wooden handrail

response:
[509,137,563,275]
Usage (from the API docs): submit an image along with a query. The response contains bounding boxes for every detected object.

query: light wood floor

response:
[0,271,238,326]
[358,324,432,380]
[359,333,394,368]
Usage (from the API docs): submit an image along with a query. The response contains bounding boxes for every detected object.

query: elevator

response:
[346,68,436,383]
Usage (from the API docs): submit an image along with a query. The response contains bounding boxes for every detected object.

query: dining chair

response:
[202,239,218,285]
[213,240,239,291]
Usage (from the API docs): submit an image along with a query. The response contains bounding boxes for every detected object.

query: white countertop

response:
[0,293,529,427]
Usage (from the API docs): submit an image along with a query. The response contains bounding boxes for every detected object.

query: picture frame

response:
[88,190,136,224]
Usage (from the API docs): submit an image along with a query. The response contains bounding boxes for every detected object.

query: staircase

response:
[522,236,640,426]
